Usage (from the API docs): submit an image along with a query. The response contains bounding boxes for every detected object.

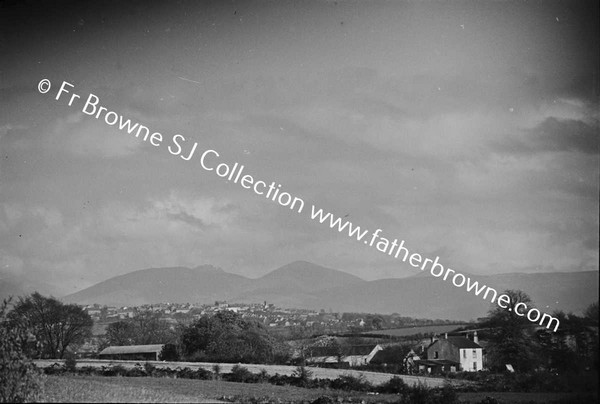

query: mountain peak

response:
[257,261,365,291]
[192,264,223,272]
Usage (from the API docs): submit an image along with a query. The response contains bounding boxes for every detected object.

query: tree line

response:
[2,290,598,373]
[476,290,598,373]
[105,310,290,363]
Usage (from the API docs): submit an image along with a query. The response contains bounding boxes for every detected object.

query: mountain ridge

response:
[54,261,600,320]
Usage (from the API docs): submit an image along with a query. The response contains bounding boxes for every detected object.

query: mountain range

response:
[59,261,599,321]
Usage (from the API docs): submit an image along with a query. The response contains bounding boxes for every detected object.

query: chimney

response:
[473,331,479,344]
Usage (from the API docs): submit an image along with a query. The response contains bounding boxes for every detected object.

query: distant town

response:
[82,300,464,336]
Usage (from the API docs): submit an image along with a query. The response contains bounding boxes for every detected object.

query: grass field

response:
[40,375,403,403]
[39,375,593,403]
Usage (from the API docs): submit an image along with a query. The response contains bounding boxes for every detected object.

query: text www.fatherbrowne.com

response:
[40,79,560,333]
[311,206,560,332]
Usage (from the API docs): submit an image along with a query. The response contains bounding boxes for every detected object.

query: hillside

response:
[63,265,252,306]
[62,261,362,307]
[307,271,599,320]
[61,261,599,320]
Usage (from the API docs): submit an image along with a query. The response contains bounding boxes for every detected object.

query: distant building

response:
[98,344,164,361]
[416,332,483,373]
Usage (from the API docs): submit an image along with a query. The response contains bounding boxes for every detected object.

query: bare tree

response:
[9,293,93,359]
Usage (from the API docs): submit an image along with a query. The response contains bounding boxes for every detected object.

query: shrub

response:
[267,373,295,386]
[64,355,77,372]
[43,363,65,375]
[477,397,501,404]
[195,367,213,380]
[257,368,270,383]
[377,375,408,394]
[311,396,336,404]
[399,383,461,404]
[225,364,257,383]
[144,362,156,375]
[127,363,146,377]
[101,364,127,376]
[78,366,97,376]
[212,363,221,376]
[0,299,45,403]
[405,382,434,404]
[292,365,313,387]
[330,373,372,392]
[159,344,179,362]
[437,385,460,404]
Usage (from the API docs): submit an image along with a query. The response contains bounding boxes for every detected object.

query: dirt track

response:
[35,359,461,388]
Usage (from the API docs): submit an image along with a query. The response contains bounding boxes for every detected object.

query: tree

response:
[106,311,178,346]
[485,289,539,372]
[371,316,384,330]
[584,301,599,325]
[0,299,44,402]
[536,309,598,372]
[180,311,277,363]
[8,292,92,359]
[158,343,179,361]
[105,321,136,346]
[131,311,176,345]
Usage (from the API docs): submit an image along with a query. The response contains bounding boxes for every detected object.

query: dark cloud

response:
[492,117,599,156]
[534,117,599,154]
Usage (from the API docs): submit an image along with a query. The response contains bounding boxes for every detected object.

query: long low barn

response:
[98,344,164,361]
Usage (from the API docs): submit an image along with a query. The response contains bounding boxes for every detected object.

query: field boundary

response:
[34,359,462,388]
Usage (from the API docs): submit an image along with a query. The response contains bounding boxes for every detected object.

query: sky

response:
[1,0,598,296]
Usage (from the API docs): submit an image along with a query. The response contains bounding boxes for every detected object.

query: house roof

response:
[445,337,482,349]
[99,344,164,355]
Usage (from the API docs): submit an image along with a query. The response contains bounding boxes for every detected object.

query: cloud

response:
[50,112,143,158]
[491,116,599,157]
[532,117,599,154]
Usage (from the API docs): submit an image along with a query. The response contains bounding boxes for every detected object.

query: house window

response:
[472,349,477,358]
[434,351,439,359]
[473,362,477,370]
[463,350,466,358]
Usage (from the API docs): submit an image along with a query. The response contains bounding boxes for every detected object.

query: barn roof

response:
[99,344,164,355]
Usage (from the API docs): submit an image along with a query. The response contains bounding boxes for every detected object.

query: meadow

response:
[40,375,403,403]
[39,374,589,403]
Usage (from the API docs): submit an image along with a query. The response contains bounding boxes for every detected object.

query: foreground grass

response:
[40,375,402,403]
[40,374,596,403]
[41,375,217,403]
[458,391,597,403]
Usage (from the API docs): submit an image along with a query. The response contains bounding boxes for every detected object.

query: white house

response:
[425,333,484,372]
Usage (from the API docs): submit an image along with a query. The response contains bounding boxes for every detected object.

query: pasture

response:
[40,375,402,403]
[39,374,588,403]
